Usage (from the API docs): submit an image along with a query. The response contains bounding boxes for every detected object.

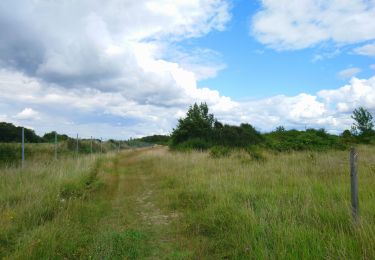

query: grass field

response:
[1,146,375,259]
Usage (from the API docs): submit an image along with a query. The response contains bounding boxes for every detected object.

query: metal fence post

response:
[350,147,359,223]
[76,134,79,156]
[54,131,57,160]
[21,127,25,168]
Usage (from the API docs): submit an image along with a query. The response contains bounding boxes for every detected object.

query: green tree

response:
[171,103,215,146]
[351,107,374,136]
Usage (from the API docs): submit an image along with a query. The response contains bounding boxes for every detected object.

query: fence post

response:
[90,136,93,154]
[21,127,25,168]
[54,131,57,160]
[100,138,103,154]
[76,134,79,156]
[350,147,359,223]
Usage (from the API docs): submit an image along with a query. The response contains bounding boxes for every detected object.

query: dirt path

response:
[90,148,183,259]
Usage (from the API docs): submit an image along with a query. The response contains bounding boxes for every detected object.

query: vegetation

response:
[171,103,263,150]
[1,146,375,258]
[0,122,42,143]
[170,103,375,152]
[351,107,374,135]
[263,128,346,151]
[0,140,121,167]
[139,135,170,145]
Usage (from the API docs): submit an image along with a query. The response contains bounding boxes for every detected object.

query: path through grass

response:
[2,146,375,259]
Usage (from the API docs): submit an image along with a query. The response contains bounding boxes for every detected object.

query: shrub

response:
[245,146,266,161]
[209,146,231,158]
[176,138,211,151]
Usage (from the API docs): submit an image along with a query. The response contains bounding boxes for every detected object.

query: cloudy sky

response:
[1,0,375,139]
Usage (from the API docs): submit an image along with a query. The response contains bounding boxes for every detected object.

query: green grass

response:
[144,146,375,258]
[1,145,375,258]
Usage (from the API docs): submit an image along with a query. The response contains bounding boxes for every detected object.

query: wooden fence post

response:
[350,147,359,223]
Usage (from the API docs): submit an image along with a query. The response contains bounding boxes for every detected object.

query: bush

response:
[209,146,231,158]
[175,138,211,151]
[245,146,266,161]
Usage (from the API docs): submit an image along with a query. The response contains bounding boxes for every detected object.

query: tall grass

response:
[0,141,121,167]
[0,152,116,258]
[142,146,375,258]
[1,145,374,258]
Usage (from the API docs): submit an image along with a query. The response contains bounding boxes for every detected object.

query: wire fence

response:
[0,128,127,168]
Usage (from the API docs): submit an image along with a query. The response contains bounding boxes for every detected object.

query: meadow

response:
[1,145,375,259]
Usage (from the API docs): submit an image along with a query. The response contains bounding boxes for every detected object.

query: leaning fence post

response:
[21,127,25,168]
[350,147,359,223]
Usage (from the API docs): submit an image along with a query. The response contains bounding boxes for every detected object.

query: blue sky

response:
[188,0,374,98]
[0,0,375,138]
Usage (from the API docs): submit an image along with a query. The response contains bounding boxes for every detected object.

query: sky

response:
[1,0,375,139]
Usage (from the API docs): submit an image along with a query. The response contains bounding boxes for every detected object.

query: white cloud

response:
[370,64,375,70]
[337,67,361,79]
[14,108,40,120]
[252,0,375,50]
[354,42,375,56]
[319,76,375,113]
[0,0,235,137]
[1,68,375,137]
[1,1,374,138]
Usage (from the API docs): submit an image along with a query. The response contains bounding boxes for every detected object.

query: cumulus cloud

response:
[337,67,361,79]
[252,0,375,50]
[14,108,40,120]
[319,76,375,113]
[1,0,374,138]
[1,67,375,137]
[0,0,235,137]
[0,0,230,93]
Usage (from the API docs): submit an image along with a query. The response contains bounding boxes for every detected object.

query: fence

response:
[0,128,126,168]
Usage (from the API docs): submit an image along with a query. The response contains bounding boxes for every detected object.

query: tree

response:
[275,126,285,132]
[171,103,216,146]
[351,107,374,136]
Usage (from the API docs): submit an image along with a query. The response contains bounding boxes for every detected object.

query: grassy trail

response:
[2,146,375,259]
[85,148,185,259]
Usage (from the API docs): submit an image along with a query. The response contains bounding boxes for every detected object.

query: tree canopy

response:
[170,103,262,149]
[351,107,374,136]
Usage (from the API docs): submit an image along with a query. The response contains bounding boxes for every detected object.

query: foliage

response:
[209,146,231,158]
[245,146,266,161]
[42,131,69,142]
[171,103,262,150]
[176,138,212,151]
[0,122,42,143]
[213,123,263,147]
[138,135,170,145]
[171,103,215,147]
[264,128,347,151]
[351,107,374,136]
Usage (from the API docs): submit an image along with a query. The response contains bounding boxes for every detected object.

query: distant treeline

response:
[0,122,69,143]
[169,103,375,151]
[0,122,167,147]
[2,103,374,152]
